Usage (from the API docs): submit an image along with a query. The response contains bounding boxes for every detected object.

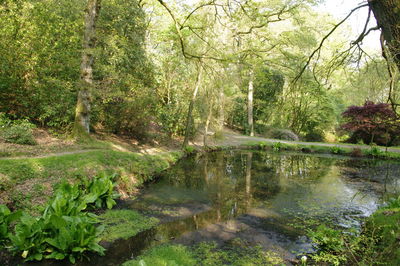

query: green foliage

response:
[0,205,22,247]
[0,172,122,263]
[183,145,196,154]
[330,146,344,154]
[99,209,158,242]
[0,115,36,145]
[8,212,104,263]
[272,142,283,151]
[78,173,119,210]
[307,225,346,265]
[365,146,384,157]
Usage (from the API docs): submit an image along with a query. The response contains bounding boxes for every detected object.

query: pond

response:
[47,150,400,265]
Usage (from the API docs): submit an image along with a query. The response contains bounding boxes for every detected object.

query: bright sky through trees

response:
[317,0,380,52]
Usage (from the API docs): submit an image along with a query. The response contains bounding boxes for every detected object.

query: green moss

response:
[99,209,159,242]
[122,241,284,266]
[122,244,196,266]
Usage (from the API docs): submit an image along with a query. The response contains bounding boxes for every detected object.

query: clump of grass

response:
[99,209,159,242]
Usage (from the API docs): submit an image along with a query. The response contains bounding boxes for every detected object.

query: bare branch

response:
[292,3,369,85]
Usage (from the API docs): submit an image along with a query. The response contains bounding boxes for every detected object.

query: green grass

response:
[0,150,183,212]
[99,209,159,242]
[0,150,182,183]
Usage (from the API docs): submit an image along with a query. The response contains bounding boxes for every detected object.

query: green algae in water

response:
[122,240,284,266]
[99,209,158,242]
[122,244,196,266]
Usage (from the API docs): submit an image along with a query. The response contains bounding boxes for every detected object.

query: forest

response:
[1,0,400,265]
[0,0,398,146]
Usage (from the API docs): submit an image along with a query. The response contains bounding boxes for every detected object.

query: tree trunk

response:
[203,99,213,147]
[369,0,400,71]
[247,69,254,136]
[182,64,203,148]
[74,0,101,137]
[218,90,224,131]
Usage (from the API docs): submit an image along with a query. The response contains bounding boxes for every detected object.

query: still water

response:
[49,150,400,265]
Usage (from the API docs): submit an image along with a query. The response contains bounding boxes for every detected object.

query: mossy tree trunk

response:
[182,63,203,148]
[369,0,400,71]
[74,0,101,138]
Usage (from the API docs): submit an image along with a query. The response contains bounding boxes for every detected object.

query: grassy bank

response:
[0,149,183,212]
[206,140,400,160]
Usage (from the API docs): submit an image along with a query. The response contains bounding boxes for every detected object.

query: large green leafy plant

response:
[0,173,119,263]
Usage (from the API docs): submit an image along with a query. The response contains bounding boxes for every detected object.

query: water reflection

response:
[30,151,400,265]
[128,151,398,255]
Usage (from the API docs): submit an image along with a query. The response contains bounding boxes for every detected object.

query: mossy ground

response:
[99,209,159,242]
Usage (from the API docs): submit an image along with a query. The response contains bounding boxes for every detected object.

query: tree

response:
[341,101,400,145]
[73,0,101,137]
[368,0,400,71]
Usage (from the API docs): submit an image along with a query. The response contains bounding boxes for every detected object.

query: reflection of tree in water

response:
[337,159,400,195]
[160,151,336,214]
[250,152,334,201]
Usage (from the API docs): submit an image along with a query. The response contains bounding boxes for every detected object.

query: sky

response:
[316,0,381,53]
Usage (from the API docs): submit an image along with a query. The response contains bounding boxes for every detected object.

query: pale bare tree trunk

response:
[203,99,213,146]
[74,0,101,137]
[218,90,224,131]
[182,64,203,148]
[247,69,254,136]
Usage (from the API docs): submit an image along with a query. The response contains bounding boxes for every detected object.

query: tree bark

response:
[182,64,203,148]
[369,0,400,71]
[74,0,101,137]
[247,69,254,136]
[203,99,213,146]
[218,90,224,131]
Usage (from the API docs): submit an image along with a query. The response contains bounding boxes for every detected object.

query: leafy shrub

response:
[365,146,384,157]
[0,205,21,247]
[9,211,104,263]
[79,173,119,210]
[0,173,119,263]
[330,146,344,154]
[267,128,299,141]
[307,225,347,266]
[0,115,36,145]
[341,101,400,146]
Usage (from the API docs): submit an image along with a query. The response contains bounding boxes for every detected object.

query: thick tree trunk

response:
[74,0,101,137]
[182,64,203,148]
[369,0,400,71]
[247,69,254,136]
